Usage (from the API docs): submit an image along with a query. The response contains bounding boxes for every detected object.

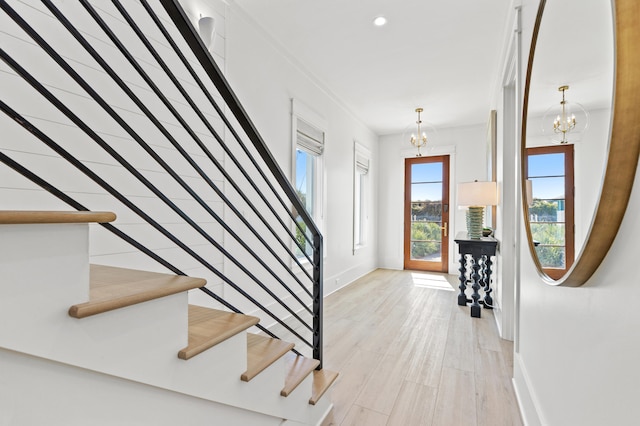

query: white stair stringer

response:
[0,220,333,425]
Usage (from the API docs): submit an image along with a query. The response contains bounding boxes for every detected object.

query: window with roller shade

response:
[294,117,324,258]
[353,142,370,252]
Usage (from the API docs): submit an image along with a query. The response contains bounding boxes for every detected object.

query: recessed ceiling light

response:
[373,16,387,27]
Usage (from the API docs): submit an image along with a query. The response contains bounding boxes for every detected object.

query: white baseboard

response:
[493,304,504,337]
[324,265,377,297]
[513,352,545,426]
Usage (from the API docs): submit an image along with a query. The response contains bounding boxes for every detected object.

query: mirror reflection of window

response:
[521,0,640,286]
[525,145,575,279]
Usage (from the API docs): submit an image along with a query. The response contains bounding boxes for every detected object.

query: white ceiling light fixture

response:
[373,16,387,26]
[198,15,216,50]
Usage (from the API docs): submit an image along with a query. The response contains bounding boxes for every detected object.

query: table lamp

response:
[458,181,498,239]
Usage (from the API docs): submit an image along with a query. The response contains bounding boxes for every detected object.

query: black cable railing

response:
[44,0,311,323]
[139,0,317,272]
[0,150,288,346]
[77,0,313,300]
[0,0,323,366]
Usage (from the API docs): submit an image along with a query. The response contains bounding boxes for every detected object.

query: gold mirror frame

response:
[521,0,640,286]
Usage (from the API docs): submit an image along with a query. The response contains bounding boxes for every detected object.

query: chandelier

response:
[542,85,589,144]
[410,108,428,156]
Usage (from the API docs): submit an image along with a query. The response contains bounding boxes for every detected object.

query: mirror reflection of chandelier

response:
[410,107,428,156]
[542,85,589,144]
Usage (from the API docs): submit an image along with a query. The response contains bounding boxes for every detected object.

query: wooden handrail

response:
[0,210,116,224]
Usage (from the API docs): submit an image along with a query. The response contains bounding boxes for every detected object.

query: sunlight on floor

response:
[410,272,455,291]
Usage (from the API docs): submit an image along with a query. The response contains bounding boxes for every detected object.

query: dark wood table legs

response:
[457,254,469,306]
[454,233,498,318]
[482,255,493,309]
[470,254,482,317]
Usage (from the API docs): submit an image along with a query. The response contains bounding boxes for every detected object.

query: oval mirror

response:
[521,0,640,286]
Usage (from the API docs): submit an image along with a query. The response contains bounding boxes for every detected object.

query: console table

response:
[454,232,498,318]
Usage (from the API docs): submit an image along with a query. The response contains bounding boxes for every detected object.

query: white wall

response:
[515,172,640,425]
[511,1,640,424]
[225,3,379,300]
[377,124,489,273]
[0,1,232,306]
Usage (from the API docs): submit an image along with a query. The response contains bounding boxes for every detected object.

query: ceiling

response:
[527,0,613,117]
[228,0,512,136]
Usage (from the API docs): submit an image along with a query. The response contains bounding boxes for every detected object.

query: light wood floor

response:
[321,268,523,426]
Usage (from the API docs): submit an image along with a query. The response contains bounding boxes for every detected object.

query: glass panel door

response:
[525,145,575,279]
[404,155,449,272]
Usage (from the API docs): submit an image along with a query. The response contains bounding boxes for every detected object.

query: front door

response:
[404,155,450,272]
[525,145,575,279]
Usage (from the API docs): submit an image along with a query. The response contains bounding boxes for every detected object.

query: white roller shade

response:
[296,118,324,155]
[355,152,370,174]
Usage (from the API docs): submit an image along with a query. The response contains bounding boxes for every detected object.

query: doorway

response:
[404,155,450,272]
[525,144,575,279]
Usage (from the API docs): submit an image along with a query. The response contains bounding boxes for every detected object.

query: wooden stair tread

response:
[281,352,320,397]
[241,333,294,382]
[178,305,259,360]
[68,265,205,318]
[0,210,116,224]
[309,368,339,405]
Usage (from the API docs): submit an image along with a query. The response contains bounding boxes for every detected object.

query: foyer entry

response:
[404,155,450,272]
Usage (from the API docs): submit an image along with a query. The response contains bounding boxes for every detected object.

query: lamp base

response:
[466,206,485,239]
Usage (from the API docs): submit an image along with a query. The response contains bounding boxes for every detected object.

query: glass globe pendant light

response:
[541,85,589,144]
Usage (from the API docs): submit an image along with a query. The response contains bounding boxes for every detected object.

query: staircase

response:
[0,212,337,426]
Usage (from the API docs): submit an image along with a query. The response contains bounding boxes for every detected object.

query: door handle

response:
[441,222,448,238]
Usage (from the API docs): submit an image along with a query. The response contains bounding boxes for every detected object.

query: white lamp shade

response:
[198,16,216,49]
[457,181,497,207]
[525,179,534,206]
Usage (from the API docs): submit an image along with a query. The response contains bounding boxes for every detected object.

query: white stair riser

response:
[0,281,188,370]
[0,223,90,316]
